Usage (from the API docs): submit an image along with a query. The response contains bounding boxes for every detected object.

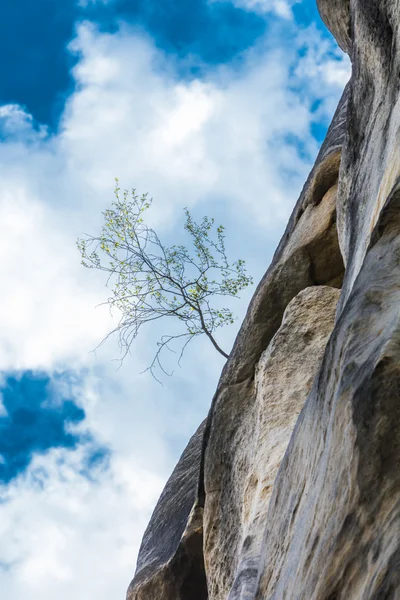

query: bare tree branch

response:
[77,180,253,381]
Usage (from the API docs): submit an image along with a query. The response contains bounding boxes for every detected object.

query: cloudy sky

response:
[0,0,349,597]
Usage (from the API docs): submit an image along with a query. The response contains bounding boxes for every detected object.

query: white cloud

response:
[63,23,308,227]
[211,0,300,19]
[0,105,48,141]
[0,16,348,599]
[0,186,113,372]
[0,447,165,599]
[294,24,351,118]
[0,21,348,373]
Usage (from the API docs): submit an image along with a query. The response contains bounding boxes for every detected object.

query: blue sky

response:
[0,0,349,597]
[1,0,267,126]
[2,0,331,129]
[0,371,110,485]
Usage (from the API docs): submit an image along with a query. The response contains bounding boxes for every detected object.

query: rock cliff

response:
[127,1,400,598]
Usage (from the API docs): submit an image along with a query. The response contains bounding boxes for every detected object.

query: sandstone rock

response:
[127,1,400,598]
[202,174,345,599]
[334,0,400,310]
[257,199,400,599]
[127,422,207,600]
[204,286,340,599]
[254,2,400,597]
[216,85,348,389]
[127,81,348,600]
[316,0,351,54]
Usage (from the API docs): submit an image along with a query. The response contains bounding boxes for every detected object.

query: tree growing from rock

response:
[77,181,253,380]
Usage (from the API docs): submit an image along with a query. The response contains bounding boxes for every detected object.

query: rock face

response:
[205,286,340,600]
[127,1,400,598]
[127,422,207,600]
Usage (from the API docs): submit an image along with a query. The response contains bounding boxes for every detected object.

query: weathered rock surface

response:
[204,286,340,599]
[127,422,207,600]
[335,0,400,309]
[127,78,348,600]
[127,1,400,598]
[257,193,400,600]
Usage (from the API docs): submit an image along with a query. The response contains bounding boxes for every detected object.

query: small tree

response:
[77,181,253,380]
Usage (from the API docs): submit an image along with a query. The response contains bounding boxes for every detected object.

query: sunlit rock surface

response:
[127,1,400,598]
[205,286,340,599]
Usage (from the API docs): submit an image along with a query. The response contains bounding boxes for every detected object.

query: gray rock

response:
[127,422,207,599]
[206,286,340,600]
[127,78,349,600]
[126,1,400,598]
[317,0,351,54]
[257,188,400,599]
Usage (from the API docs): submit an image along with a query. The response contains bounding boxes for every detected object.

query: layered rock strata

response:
[127,1,400,598]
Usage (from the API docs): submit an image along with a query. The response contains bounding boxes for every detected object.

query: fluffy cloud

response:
[0,445,164,599]
[0,21,348,371]
[0,180,112,372]
[0,15,349,599]
[213,0,300,19]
